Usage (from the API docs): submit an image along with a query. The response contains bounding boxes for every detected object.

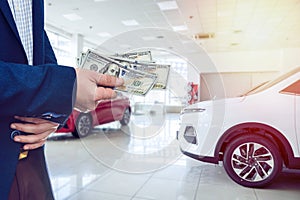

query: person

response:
[0,0,123,199]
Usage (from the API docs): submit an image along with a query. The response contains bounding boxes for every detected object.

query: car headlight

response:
[184,125,197,144]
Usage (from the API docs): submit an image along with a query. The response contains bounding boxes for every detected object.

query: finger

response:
[10,122,58,135]
[23,140,46,150]
[94,87,117,101]
[14,116,58,125]
[97,74,124,87]
[15,116,44,124]
[14,131,51,144]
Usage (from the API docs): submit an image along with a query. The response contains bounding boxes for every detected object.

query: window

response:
[281,80,300,95]
[247,67,300,95]
[46,30,74,66]
[131,58,188,106]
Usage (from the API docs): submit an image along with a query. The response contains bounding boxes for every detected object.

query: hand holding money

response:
[109,55,170,90]
[74,68,124,111]
[78,49,170,96]
[79,50,158,96]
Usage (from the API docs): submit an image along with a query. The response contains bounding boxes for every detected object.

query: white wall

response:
[208,48,300,73]
[197,48,300,101]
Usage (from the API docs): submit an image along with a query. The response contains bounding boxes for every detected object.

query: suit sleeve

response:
[0,61,76,125]
[43,30,58,65]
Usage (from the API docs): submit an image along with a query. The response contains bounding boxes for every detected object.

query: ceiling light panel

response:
[157,1,178,11]
[63,13,82,21]
[172,25,188,32]
[121,19,139,26]
[97,32,112,37]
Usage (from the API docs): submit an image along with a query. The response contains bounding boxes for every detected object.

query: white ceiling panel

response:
[45,0,300,53]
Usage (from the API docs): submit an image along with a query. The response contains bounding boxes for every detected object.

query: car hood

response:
[183,97,245,110]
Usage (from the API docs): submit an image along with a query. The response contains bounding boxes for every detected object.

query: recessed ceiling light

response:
[157,1,178,11]
[63,13,82,21]
[121,19,139,26]
[172,25,188,32]
[97,32,112,37]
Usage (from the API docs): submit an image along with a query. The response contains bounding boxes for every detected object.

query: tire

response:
[223,134,282,188]
[72,113,93,138]
[120,107,131,125]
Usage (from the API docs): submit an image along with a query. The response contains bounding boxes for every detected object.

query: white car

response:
[177,67,300,188]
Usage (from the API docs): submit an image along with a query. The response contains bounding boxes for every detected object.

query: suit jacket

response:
[0,0,76,198]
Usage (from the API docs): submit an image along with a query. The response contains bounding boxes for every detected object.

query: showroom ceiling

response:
[45,0,300,53]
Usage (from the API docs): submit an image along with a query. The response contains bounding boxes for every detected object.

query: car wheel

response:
[223,134,282,188]
[120,108,131,125]
[72,113,93,138]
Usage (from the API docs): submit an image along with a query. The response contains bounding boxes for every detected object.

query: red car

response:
[56,93,131,138]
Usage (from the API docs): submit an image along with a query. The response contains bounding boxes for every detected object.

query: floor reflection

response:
[46,113,300,200]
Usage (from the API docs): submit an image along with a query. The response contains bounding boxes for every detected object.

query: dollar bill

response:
[80,49,157,96]
[109,56,170,89]
[114,51,153,62]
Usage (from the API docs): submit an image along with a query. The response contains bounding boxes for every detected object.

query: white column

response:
[71,33,84,59]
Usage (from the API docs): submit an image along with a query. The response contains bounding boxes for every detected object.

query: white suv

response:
[177,67,300,188]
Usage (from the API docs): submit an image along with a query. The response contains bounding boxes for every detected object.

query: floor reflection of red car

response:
[56,93,131,138]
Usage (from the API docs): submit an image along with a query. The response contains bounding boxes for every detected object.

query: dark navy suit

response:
[0,0,76,198]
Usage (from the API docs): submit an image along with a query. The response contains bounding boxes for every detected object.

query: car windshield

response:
[244,67,300,96]
[241,81,269,96]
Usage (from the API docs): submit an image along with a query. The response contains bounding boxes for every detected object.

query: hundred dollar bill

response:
[80,49,157,96]
[109,56,170,89]
[114,50,153,62]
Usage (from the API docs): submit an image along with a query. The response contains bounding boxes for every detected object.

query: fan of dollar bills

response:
[77,49,170,96]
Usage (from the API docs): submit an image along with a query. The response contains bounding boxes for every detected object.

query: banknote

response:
[109,56,170,89]
[80,49,157,96]
[114,50,153,62]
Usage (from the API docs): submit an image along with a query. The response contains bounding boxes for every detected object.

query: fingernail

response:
[23,146,28,150]
[11,124,16,129]
[14,137,21,142]
[116,78,124,85]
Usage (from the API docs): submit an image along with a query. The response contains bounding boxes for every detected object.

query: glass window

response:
[247,67,300,95]
[130,57,187,106]
[46,30,74,66]
[281,80,300,95]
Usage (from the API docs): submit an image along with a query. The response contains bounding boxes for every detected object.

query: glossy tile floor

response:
[45,113,300,200]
